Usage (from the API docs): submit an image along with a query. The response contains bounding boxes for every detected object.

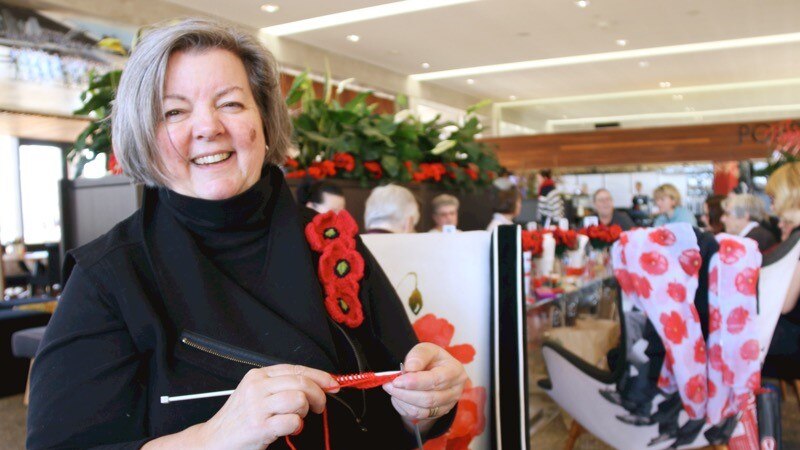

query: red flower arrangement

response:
[332,152,355,172]
[363,161,383,179]
[579,224,622,249]
[521,230,543,257]
[304,210,366,328]
[546,228,579,256]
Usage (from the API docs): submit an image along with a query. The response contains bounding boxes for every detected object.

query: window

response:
[0,137,66,245]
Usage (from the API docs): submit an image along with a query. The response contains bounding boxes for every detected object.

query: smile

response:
[192,152,232,166]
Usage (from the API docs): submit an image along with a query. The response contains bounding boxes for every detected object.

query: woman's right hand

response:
[199,364,339,450]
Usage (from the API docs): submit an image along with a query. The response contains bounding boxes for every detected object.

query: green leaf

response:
[466,99,492,115]
[381,155,400,177]
[431,139,456,155]
[285,71,309,106]
[73,90,114,116]
[345,91,371,111]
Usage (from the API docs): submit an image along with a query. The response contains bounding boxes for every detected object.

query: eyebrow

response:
[163,86,244,102]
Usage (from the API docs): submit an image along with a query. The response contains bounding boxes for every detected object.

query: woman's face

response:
[157,49,266,200]
[779,215,798,241]
[655,195,676,215]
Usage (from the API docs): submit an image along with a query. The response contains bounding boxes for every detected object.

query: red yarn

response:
[285,371,401,449]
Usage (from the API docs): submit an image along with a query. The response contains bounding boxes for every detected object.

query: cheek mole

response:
[249,128,257,143]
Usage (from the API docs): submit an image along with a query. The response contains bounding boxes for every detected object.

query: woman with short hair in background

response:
[652,183,698,227]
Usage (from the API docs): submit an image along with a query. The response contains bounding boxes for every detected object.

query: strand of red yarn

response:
[284,371,402,449]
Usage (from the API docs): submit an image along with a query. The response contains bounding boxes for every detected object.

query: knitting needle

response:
[400,363,425,450]
[160,370,402,404]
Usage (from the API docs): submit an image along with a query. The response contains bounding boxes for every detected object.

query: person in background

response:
[536,169,564,225]
[720,193,777,252]
[762,162,800,380]
[593,188,635,230]
[486,187,521,231]
[364,184,420,234]
[652,184,697,227]
[700,194,725,235]
[429,194,460,232]
[631,181,650,212]
[296,181,346,214]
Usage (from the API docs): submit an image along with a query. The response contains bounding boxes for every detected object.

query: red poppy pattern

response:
[611,223,705,419]
[304,210,366,328]
[706,233,761,424]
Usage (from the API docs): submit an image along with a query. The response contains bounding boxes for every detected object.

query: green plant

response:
[69,69,121,177]
[285,71,501,190]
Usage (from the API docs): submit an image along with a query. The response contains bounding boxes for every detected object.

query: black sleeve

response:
[27,264,152,450]
[617,211,636,231]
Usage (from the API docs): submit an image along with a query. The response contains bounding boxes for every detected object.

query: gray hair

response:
[724,194,767,222]
[112,18,292,186]
[364,184,420,233]
[431,193,459,214]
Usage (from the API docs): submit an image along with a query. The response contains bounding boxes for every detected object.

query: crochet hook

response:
[401,363,425,450]
[160,370,402,404]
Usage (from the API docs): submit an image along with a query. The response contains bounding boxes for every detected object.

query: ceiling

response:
[162,0,800,134]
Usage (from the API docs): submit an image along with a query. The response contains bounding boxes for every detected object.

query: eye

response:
[221,102,244,110]
[164,109,184,120]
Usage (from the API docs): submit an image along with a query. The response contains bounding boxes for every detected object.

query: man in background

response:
[594,188,635,230]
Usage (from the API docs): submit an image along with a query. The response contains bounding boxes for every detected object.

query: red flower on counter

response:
[667,282,686,303]
[521,230,543,257]
[318,241,365,287]
[464,166,479,181]
[580,224,623,249]
[709,307,722,333]
[286,170,307,179]
[661,311,688,344]
[305,210,358,252]
[413,314,476,364]
[324,279,363,328]
[648,228,677,246]
[363,161,383,179]
[310,160,336,178]
[726,307,749,334]
[640,251,669,275]
[307,166,323,179]
[285,157,299,169]
[740,339,760,361]
[332,153,355,172]
[685,374,707,403]
[735,267,759,296]
[718,239,746,264]
[679,249,702,277]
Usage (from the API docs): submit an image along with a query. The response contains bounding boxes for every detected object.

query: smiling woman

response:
[26,18,465,450]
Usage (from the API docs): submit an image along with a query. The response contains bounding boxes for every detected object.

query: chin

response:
[195,179,245,201]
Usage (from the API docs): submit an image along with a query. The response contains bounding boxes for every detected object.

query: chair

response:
[538,231,800,450]
[29,243,61,295]
[11,325,47,404]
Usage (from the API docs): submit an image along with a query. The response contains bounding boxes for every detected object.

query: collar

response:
[739,221,759,238]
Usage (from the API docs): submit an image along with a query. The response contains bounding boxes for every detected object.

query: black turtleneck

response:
[158,170,273,297]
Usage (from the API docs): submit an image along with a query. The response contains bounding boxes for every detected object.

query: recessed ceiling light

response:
[261,4,280,13]
[262,0,478,36]
[410,31,800,81]
[466,78,475,85]
[659,81,671,88]
[575,0,590,8]
[638,61,650,68]
[421,62,431,69]
[672,94,684,100]
[616,39,627,47]
[346,34,360,42]
[509,95,517,100]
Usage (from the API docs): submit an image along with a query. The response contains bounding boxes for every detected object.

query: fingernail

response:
[393,377,406,388]
[292,420,304,436]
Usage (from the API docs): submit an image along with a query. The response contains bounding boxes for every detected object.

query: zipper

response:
[180,330,283,368]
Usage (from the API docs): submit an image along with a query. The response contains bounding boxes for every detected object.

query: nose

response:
[192,108,224,141]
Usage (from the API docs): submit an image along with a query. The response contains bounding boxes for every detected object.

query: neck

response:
[599,212,613,224]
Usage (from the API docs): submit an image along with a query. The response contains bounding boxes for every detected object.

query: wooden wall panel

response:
[481,120,797,171]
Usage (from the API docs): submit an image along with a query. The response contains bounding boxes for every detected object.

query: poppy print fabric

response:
[706,234,761,424]
[611,223,705,419]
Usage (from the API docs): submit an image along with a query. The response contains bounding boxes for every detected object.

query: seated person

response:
[364,184,420,234]
[297,181,346,214]
[763,162,800,380]
[429,194,460,233]
[593,188,634,230]
[486,187,521,231]
[653,184,697,227]
[720,193,777,252]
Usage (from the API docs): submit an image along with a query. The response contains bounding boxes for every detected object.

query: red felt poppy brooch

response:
[305,210,365,328]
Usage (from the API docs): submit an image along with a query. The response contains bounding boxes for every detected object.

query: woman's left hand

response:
[383,343,467,427]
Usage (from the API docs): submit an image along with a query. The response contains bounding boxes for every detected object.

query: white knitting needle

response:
[160,370,401,404]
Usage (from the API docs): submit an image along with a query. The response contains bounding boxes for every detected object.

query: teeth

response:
[193,152,232,165]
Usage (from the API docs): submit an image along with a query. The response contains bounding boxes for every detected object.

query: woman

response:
[652,183,697,227]
[536,169,563,225]
[486,186,521,231]
[363,184,420,234]
[27,19,465,449]
[763,162,800,380]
